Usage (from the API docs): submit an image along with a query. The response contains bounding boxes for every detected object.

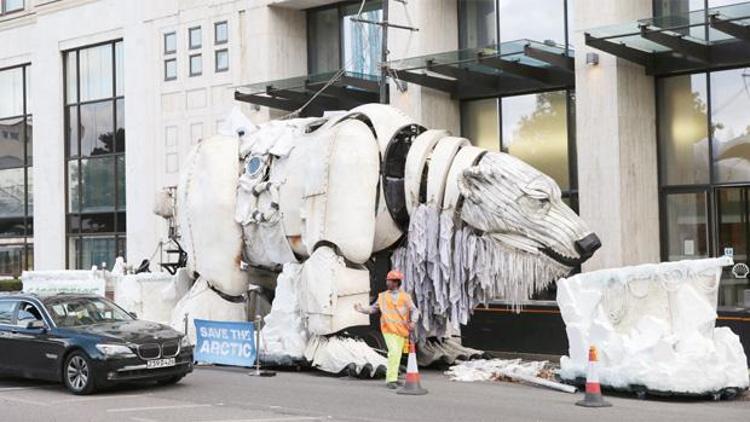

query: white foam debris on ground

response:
[445,359,552,382]
[557,256,750,394]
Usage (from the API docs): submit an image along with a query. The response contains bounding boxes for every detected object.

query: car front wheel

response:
[63,351,96,395]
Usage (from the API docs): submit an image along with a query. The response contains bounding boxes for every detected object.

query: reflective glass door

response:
[716,187,750,308]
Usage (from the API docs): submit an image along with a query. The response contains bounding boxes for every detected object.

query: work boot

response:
[386,382,399,389]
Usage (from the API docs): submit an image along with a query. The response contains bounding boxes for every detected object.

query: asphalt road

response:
[0,367,748,422]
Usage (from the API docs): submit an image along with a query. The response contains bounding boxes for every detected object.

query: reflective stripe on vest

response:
[379,291,410,338]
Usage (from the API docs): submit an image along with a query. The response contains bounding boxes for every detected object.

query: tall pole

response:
[379,0,389,104]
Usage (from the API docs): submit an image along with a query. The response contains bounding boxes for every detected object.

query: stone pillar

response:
[387,0,459,134]
[31,37,67,270]
[574,0,660,271]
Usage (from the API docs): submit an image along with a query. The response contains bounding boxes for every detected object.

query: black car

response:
[0,293,193,394]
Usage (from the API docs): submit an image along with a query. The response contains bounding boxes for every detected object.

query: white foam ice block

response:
[557,257,749,394]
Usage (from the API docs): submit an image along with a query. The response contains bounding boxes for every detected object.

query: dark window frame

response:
[214,21,228,45]
[188,26,202,50]
[63,40,126,270]
[163,31,176,55]
[164,58,177,81]
[305,0,384,75]
[0,62,33,275]
[214,49,228,73]
[189,53,202,77]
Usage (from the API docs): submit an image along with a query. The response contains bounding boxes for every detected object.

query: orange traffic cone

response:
[398,339,428,395]
[576,346,612,408]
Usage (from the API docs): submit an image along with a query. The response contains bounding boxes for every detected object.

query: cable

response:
[279,0,369,120]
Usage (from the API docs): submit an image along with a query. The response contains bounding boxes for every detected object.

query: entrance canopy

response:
[234,71,380,114]
[385,40,574,100]
[585,2,750,76]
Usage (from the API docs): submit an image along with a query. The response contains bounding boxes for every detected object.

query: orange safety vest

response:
[378,290,411,338]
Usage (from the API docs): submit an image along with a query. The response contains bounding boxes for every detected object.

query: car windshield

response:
[44,297,134,327]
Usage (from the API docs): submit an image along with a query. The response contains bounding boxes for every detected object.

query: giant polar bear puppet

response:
[165,104,602,374]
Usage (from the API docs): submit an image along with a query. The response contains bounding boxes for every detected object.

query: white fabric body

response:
[300,247,370,335]
[557,256,749,394]
[260,263,308,364]
[156,104,599,373]
[178,135,246,296]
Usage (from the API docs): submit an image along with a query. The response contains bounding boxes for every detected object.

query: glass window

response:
[2,0,23,13]
[79,44,113,102]
[0,167,25,217]
[115,98,124,153]
[716,187,750,308]
[164,58,177,81]
[164,32,176,54]
[341,2,382,75]
[657,73,709,185]
[15,301,42,325]
[66,105,79,158]
[0,117,25,169]
[65,42,124,270]
[78,157,116,213]
[115,41,124,97]
[502,91,570,190]
[116,155,125,211]
[0,67,23,119]
[499,0,565,45]
[458,0,497,49]
[663,191,709,261]
[461,98,499,151]
[79,100,114,157]
[0,65,31,269]
[78,236,116,270]
[65,52,78,105]
[215,21,228,44]
[215,49,228,72]
[189,54,202,76]
[307,7,340,74]
[0,301,14,324]
[189,26,202,50]
[710,68,750,184]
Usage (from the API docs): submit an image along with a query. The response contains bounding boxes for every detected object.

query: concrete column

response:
[31,34,67,270]
[124,18,161,267]
[574,0,660,271]
[387,0,459,134]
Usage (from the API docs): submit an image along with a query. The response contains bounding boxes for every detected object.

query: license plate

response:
[146,358,175,369]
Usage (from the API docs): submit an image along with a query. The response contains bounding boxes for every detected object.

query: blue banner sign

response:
[194,319,256,367]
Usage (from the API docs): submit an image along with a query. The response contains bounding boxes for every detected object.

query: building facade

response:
[1,0,748,356]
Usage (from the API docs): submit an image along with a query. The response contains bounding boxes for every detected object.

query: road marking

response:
[130,418,159,422]
[0,386,45,391]
[108,404,212,413]
[0,395,50,406]
[52,393,144,404]
[199,418,326,422]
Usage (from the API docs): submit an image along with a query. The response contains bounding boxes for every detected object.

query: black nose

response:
[575,233,601,258]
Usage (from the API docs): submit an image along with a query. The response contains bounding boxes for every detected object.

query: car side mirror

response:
[26,320,47,331]
[129,312,138,319]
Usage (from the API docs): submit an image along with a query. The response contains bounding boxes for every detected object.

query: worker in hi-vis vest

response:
[354,270,419,389]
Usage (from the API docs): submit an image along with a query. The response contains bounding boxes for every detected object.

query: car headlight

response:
[180,336,192,348]
[96,343,136,358]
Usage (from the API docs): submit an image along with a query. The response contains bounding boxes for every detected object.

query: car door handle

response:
[10,329,18,334]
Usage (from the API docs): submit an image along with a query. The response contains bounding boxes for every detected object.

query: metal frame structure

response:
[386,41,575,100]
[585,3,750,76]
[234,71,380,115]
